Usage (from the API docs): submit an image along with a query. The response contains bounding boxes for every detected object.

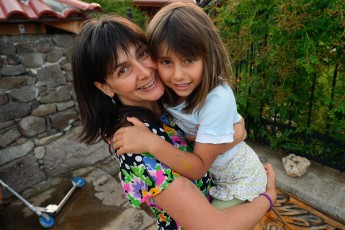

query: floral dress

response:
[113,113,212,229]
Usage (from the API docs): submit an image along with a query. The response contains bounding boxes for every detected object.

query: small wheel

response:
[39,215,54,228]
[73,177,85,188]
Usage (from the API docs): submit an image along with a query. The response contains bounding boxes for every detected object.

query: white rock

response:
[282,154,311,177]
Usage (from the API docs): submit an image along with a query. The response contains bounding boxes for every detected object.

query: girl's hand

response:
[112,117,153,155]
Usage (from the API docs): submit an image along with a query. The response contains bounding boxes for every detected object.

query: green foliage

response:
[83,0,147,29]
[208,0,345,169]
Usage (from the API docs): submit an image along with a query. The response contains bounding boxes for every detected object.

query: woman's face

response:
[95,44,164,109]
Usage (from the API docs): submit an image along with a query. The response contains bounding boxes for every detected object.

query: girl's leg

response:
[211,198,246,209]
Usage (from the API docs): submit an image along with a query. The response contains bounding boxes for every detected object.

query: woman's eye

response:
[118,67,128,76]
[138,49,149,59]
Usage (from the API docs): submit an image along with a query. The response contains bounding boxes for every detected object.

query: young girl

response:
[113,2,267,209]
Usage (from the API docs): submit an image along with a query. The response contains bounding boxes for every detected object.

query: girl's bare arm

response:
[113,116,246,180]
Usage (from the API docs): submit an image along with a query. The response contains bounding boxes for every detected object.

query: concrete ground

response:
[1,141,344,229]
[248,140,345,223]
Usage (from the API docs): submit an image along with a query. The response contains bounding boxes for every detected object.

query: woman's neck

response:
[151,102,163,116]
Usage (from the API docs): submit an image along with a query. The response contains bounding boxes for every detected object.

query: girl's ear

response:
[94,82,115,97]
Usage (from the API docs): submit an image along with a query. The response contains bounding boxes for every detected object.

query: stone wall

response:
[0,34,110,197]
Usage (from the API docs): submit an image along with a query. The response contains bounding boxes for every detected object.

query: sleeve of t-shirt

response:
[116,122,179,207]
[196,85,241,144]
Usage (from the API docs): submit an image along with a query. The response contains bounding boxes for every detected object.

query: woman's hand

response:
[263,163,277,204]
[112,117,153,155]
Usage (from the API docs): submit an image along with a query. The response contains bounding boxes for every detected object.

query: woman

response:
[72,14,276,230]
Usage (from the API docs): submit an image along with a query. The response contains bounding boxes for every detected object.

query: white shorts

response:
[209,142,267,202]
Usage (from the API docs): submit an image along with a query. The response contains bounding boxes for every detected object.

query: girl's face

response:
[95,44,164,110]
[157,45,203,101]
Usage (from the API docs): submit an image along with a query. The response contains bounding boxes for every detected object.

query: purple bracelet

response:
[260,193,273,212]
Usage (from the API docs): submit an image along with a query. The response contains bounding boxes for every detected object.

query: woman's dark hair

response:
[72,15,160,144]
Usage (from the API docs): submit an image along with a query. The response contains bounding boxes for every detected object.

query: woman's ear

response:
[94,82,115,97]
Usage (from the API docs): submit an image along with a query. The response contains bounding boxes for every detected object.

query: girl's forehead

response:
[157,43,170,54]
[157,43,186,58]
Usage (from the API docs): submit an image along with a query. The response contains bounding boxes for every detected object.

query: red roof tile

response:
[134,0,195,7]
[0,0,102,22]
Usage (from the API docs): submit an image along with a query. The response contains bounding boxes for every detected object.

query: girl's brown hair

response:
[147,2,233,113]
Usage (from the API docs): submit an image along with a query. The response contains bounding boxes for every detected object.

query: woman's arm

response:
[113,116,246,180]
[153,164,277,230]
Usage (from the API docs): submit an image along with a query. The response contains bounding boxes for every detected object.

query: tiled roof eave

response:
[0,0,102,22]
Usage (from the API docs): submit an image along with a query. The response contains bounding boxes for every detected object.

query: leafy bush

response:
[207,0,345,170]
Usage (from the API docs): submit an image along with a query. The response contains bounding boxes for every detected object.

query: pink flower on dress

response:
[155,170,165,186]
[123,183,131,193]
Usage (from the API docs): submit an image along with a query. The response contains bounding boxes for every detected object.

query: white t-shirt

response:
[165,84,242,166]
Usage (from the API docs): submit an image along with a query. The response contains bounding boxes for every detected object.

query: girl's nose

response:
[173,65,185,81]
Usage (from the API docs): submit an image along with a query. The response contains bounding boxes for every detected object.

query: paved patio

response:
[1,141,344,229]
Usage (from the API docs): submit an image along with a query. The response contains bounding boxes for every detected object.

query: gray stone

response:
[282,154,311,177]
[18,116,46,137]
[9,85,38,102]
[0,127,21,147]
[0,65,27,76]
[34,146,45,159]
[0,153,46,198]
[32,104,56,116]
[64,46,73,63]
[47,50,63,62]
[36,65,66,87]
[7,55,21,65]
[0,140,34,166]
[0,102,31,122]
[53,34,73,48]
[0,120,15,130]
[16,41,33,53]
[0,76,27,89]
[26,76,36,85]
[16,137,28,145]
[56,100,74,111]
[50,109,78,131]
[21,53,45,68]
[34,132,63,146]
[39,85,71,103]
[0,39,15,55]
[0,93,8,105]
[61,63,71,72]
[34,39,54,53]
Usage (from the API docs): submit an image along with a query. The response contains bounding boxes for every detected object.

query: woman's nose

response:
[134,61,151,79]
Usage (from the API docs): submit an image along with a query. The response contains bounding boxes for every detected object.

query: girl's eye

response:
[160,59,172,65]
[185,57,196,64]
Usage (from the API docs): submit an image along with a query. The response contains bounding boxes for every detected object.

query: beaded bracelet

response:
[260,193,273,212]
